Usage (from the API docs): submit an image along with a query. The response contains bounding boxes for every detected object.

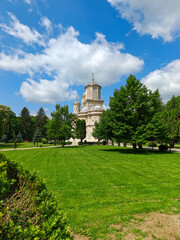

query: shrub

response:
[64,141,72,145]
[13,139,17,149]
[0,153,71,240]
[78,141,83,145]
[159,144,168,152]
[42,138,47,144]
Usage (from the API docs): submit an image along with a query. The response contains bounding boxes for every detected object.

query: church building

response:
[73,75,104,142]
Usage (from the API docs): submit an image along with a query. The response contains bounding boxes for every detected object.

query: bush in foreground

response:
[159,144,168,152]
[0,153,71,240]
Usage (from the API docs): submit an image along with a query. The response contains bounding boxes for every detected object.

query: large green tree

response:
[47,104,75,147]
[19,107,33,141]
[75,119,86,143]
[162,95,180,147]
[36,107,48,138]
[109,75,163,150]
[0,105,19,141]
[92,109,113,144]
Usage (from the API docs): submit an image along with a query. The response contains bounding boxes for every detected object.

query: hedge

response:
[0,153,72,240]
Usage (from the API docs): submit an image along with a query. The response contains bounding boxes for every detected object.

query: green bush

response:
[64,141,72,145]
[78,141,83,145]
[42,138,47,144]
[0,153,71,240]
[159,144,168,152]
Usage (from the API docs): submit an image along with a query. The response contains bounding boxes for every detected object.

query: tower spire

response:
[92,72,94,82]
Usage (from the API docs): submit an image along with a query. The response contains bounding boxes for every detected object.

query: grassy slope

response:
[3,146,180,239]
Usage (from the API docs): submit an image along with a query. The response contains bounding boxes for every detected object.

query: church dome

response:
[73,100,80,105]
[85,73,101,89]
[85,80,101,89]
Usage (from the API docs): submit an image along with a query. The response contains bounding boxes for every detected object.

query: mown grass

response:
[0,142,59,149]
[3,146,180,239]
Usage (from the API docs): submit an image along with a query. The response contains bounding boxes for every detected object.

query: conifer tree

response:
[36,107,48,138]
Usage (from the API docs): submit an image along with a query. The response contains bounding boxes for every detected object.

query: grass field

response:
[0,142,60,149]
[2,146,180,239]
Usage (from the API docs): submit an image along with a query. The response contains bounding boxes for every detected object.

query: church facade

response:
[73,76,104,142]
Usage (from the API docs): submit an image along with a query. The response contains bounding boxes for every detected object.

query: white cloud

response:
[142,60,180,102]
[40,16,52,33]
[107,0,180,42]
[0,12,45,45]
[0,15,144,103]
[24,0,32,4]
[20,77,77,103]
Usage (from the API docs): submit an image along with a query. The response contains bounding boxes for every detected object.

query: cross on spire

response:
[92,72,94,82]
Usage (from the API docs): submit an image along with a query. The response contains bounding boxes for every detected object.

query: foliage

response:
[13,139,17,149]
[145,113,168,144]
[16,132,23,145]
[0,105,19,142]
[47,104,75,147]
[148,141,157,147]
[42,138,47,144]
[92,109,113,144]
[75,119,86,143]
[36,107,48,138]
[109,75,163,150]
[159,144,168,152]
[19,107,33,141]
[162,95,180,147]
[0,153,71,240]
[33,128,42,146]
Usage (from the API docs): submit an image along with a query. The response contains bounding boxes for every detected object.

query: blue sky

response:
[0,0,180,116]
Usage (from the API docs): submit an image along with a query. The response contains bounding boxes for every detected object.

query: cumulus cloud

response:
[107,0,180,42]
[0,14,144,103]
[40,16,52,33]
[0,12,45,45]
[142,60,180,102]
[20,77,77,103]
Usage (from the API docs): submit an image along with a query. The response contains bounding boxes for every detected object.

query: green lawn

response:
[3,146,180,239]
[0,142,59,149]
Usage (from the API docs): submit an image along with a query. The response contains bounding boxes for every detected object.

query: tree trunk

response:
[133,143,136,151]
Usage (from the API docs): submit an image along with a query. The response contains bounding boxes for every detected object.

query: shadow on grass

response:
[99,147,173,155]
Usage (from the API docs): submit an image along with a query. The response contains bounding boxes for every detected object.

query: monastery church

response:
[73,74,104,142]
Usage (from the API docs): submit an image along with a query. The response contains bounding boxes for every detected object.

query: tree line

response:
[93,75,180,150]
[1,74,179,150]
[0,104,86,147]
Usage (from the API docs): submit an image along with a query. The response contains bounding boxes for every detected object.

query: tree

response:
[109,75,162,150]
[19,107,32,141]
[162,95,180,147]
[75,119,86,143]
[93,109,113,144]
[0,105,19,141]
[47,104,75,147]
[33,128,42,147]
[16,132,23,145]
[145,113,168,149]
[36,107,48,138]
